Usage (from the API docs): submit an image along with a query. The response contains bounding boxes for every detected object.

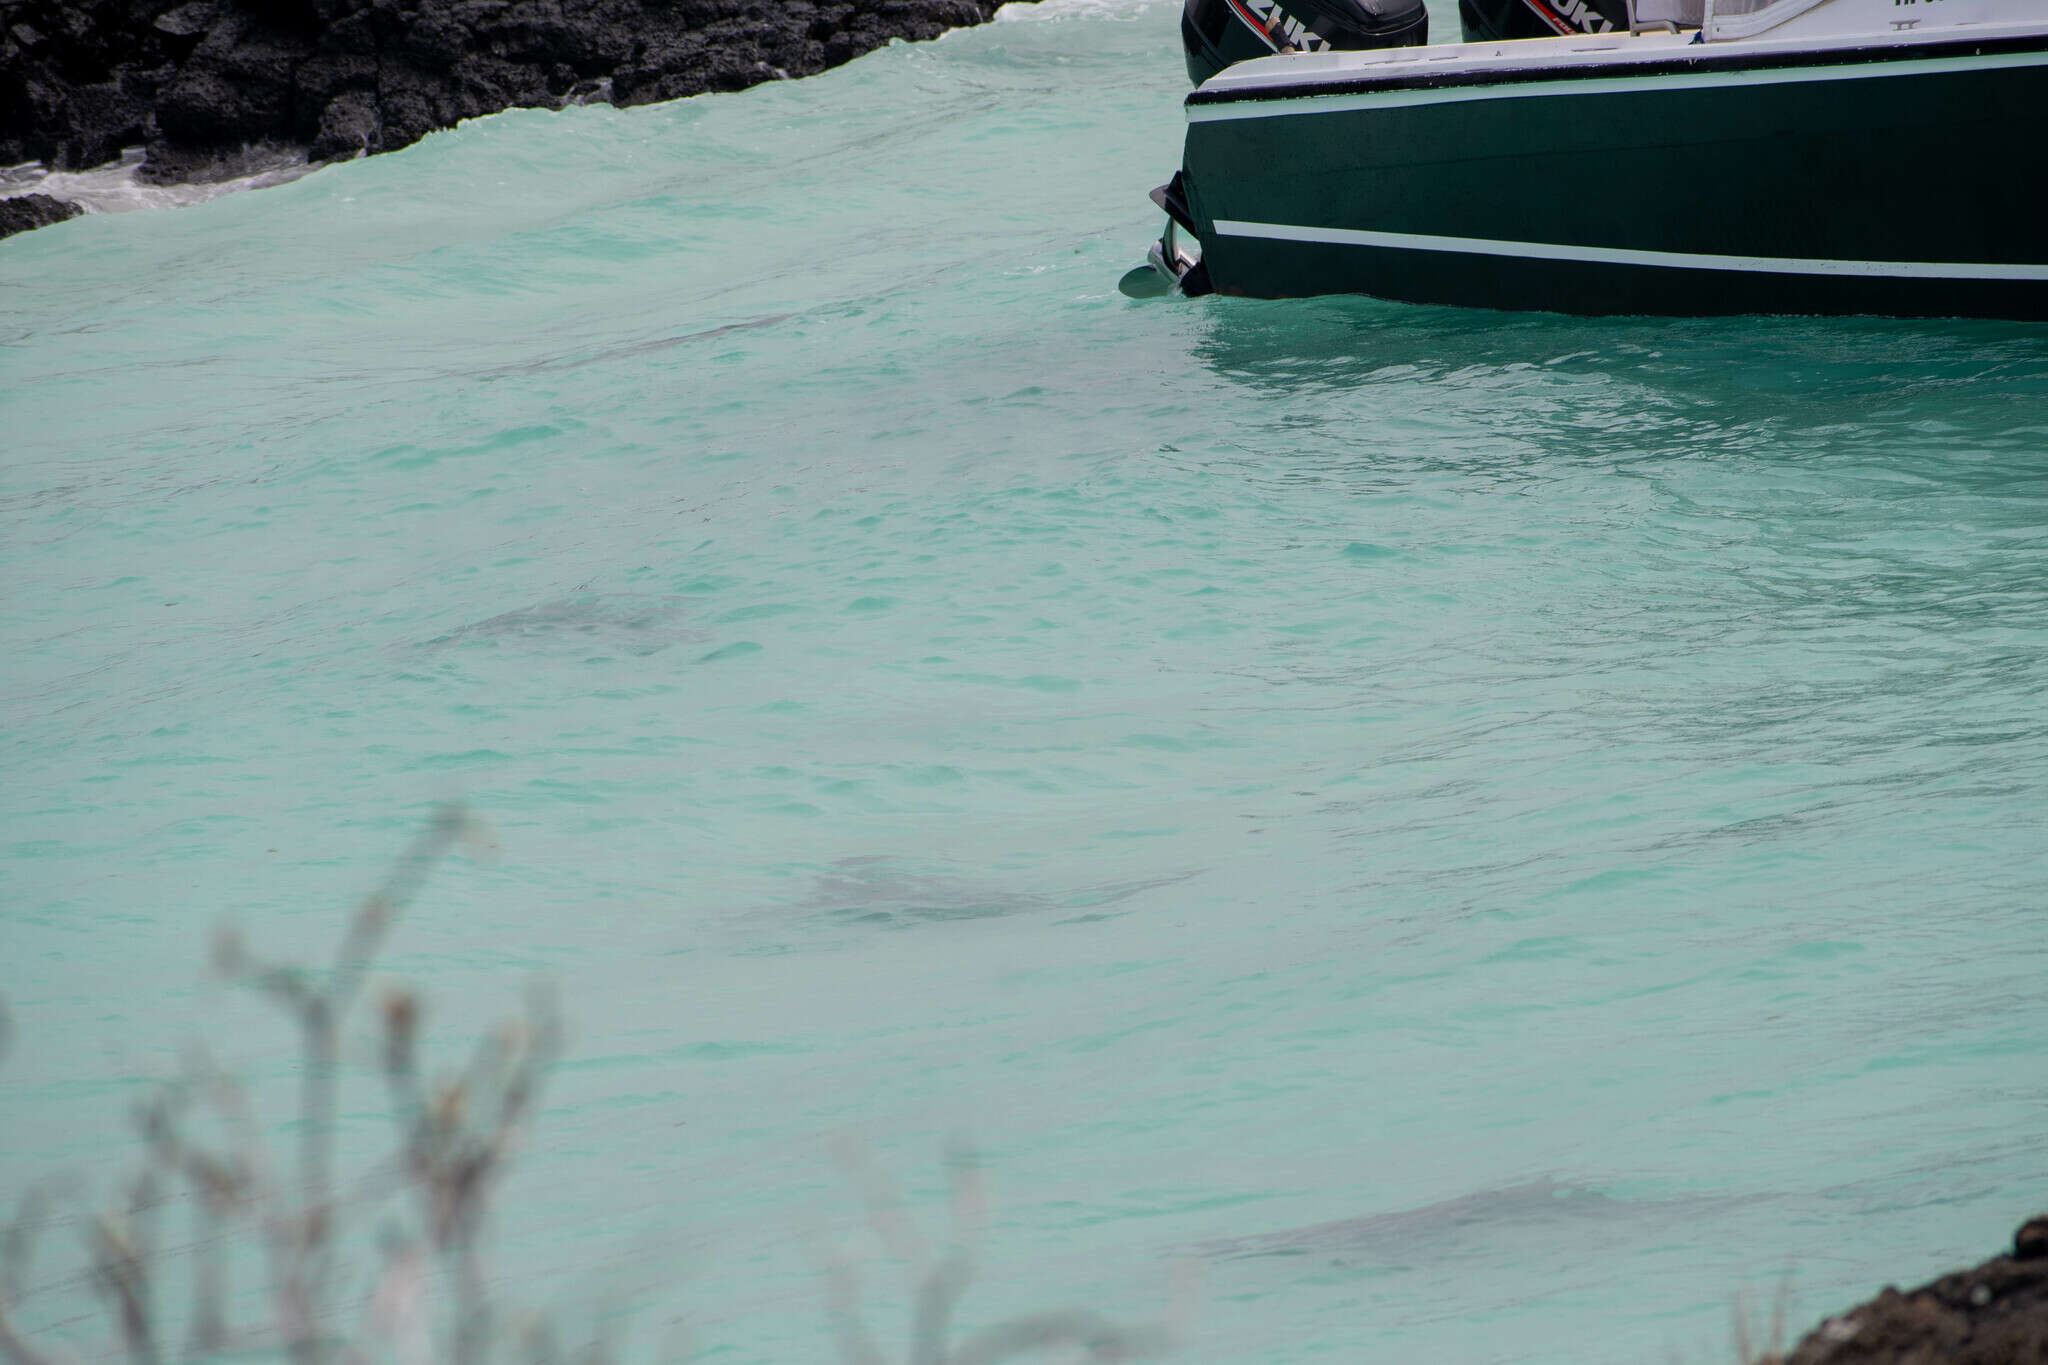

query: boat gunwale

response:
[1182,25,2048,109]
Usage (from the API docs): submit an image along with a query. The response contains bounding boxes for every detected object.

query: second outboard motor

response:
[1181,0,1428,86]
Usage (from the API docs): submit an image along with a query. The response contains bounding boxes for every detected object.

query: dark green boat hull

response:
[1177,35,2048,316]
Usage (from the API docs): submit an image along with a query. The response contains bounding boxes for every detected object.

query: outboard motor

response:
[1456,0,1629,39]
[1181,0,1428,86]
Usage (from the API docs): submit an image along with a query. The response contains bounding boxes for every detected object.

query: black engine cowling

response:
[1181,0,1429,86]
[1455,0,1629,39]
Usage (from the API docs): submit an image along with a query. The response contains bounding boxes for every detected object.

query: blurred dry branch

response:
[0,806,573,1365]
[1734,1277,1792,1365]
[2,809,1181,1365]
[380,982,562,1365]
[821,1139,1183,1365]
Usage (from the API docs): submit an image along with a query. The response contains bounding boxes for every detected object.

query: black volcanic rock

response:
[0,0,1030,192]
[0,191,81,238]
[1771,1215,2048,1365]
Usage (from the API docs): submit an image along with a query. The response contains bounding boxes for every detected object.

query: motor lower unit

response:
[1181,0,1428,85]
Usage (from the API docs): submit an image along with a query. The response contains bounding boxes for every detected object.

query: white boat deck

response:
[1191,0,2048,102]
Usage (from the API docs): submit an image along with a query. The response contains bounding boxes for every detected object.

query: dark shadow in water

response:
[1190,294,2048,407]
[1194,1177,1770,1269]
[475,312,798,380]
[799,855,1196,928]
[1177,295,2048,491]
[415,593,695,657]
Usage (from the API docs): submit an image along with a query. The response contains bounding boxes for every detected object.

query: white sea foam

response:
[0,144,316,216]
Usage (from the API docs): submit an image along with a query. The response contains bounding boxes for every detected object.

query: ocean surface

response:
[4,2,2047,1361]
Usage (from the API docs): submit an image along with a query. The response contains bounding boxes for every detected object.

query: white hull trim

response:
[1211,220,2048,281]
[1187,47,2048,122]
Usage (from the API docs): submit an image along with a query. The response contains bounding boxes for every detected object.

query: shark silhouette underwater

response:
[1196,1178,1770,1270]
[799,856,1196,928]
[416,594,695,658]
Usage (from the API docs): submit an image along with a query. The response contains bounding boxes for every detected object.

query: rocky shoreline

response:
[1766,1216,2048,1364]
[0,189,80,233]
[0,0,1029,238]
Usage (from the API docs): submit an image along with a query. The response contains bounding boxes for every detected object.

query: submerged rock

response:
[1772,1216,2048,1364]
[0,192,81,239]
[0,0,1032,201]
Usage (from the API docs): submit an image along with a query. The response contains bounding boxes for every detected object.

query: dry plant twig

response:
[1734,1275,1793,1365]
[0,806,582,1365]
[822,1139,1179,1365]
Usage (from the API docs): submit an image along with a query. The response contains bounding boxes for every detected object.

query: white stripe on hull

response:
[1187,47,2048,121]
[1210,221,2048,281]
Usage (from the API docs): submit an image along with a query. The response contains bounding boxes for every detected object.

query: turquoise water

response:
[4,1,2047,1360]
